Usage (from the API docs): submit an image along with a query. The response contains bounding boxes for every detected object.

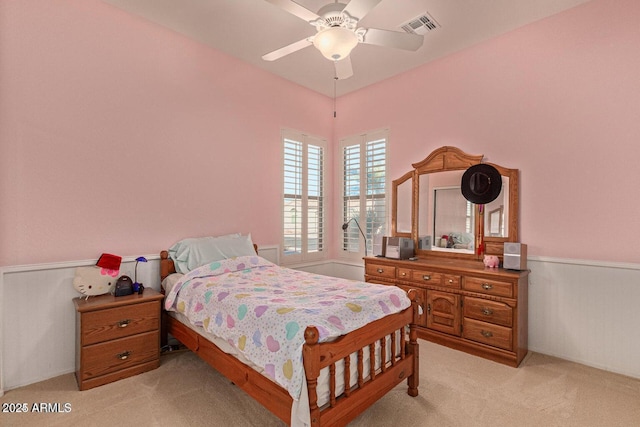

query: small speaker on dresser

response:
[418,236,431,250]
[503,243,527,270]
[385,237,414,260]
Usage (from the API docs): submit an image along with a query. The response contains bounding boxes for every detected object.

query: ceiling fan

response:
[262,0,424,79]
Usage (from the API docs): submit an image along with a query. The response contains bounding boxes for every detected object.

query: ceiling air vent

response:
[400,13,439,35]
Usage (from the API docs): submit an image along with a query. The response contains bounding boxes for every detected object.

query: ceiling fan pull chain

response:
[333,76,338,118]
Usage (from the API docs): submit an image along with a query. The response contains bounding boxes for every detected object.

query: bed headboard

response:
[159,244,259,283]
[159,250,175,282]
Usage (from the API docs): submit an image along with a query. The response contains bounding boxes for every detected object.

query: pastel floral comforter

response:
[164,255,410,400]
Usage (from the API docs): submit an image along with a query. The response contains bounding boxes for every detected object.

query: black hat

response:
[461,164,502,204]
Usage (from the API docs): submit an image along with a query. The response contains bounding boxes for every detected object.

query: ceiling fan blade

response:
[263,0,320,22]
[342,0,383,21]
[362,28,424,51]
[335,56,354,80]
[262,38,313,61]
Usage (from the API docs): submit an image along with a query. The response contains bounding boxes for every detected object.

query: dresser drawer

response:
[442,274,461,289]
[81,330,159,380]
[411,270,442,286]
[82,301,159,346]
[365,263,396,280]
[463,318,512,351]
[463,297,513,327]
[397,268,412,280]
[464,276,513,298]
[411,270,461,289]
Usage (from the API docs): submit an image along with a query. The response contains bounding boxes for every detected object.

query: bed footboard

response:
[303,290,420,427]
[163,291,420,427]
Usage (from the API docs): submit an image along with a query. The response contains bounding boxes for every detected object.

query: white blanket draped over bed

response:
[164,255,411,402]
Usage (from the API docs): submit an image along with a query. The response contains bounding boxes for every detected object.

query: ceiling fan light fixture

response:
[313,26,358,61]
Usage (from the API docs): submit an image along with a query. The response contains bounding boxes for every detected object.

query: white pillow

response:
[169,233,255,274]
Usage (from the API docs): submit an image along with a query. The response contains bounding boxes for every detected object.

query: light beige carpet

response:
[2,340,639,426]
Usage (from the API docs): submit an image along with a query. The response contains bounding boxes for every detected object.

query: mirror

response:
[418,171,475,254]
[392,171,413,236]
[484,176,509,237]
[391,146,519,260]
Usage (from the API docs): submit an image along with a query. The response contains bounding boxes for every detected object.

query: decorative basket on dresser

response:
[383,146,529,366]
[73,289,164,390]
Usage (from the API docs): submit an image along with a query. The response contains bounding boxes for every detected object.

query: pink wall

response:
[2,0,639,266]
[334,0,640,264]
[0,1,332,265]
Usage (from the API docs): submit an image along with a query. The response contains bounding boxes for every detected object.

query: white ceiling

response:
[102,0,593,97]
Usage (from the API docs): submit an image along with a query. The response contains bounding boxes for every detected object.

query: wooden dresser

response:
[73,289,164,390]
[365,257,529,367]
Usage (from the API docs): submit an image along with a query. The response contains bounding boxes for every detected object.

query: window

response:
[282,129,326,263]
[340,129,388,257]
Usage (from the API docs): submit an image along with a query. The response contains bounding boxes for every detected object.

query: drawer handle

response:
[481,283,493,290]
[482,308,494,316]
[118,319,131,328]
[117,351,132,360]
[377,268,384,274]
[448,279,454,284]
[400,272,407,277]
[422,275,431,281]
[481,330,493,338]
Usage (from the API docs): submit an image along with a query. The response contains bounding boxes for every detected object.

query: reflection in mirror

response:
[418,170,475,254]
[483,177,509,237]
[488,207,503,236]
[433,187,475,253]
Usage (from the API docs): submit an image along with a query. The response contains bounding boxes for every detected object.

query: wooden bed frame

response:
[159,250,420,426]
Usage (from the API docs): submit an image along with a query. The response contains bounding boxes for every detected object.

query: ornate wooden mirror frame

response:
[392,146,519,261]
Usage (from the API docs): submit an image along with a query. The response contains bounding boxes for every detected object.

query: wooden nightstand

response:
[73,288,164,390]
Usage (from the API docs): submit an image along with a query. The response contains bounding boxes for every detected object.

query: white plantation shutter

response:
[365,136,387,248]
[341,130,388,257]
[307,144,324,253]
[283,139,303,256]
[282,130,326,263]
[342,144,361,253]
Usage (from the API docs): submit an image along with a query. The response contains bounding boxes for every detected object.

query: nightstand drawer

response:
[463,318,512,351]
[82,301,159,345]
[81,330,159,380]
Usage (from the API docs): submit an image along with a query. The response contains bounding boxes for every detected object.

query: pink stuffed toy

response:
[483,255,500,268]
